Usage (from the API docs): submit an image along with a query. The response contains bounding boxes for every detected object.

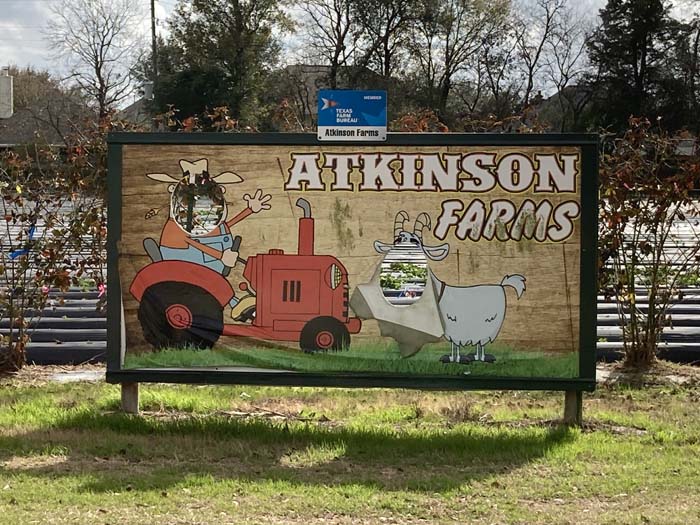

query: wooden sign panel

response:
[106,133,597,391]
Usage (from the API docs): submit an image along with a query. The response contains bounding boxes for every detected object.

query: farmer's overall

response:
[159,223,239,307]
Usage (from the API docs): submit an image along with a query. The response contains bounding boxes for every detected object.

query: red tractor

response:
[130,198,362,352]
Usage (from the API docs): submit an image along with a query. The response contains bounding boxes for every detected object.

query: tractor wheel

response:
[138,281,223,350]
[299,316,350,353]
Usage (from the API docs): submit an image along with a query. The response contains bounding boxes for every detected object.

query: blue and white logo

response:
[317,90,387,141]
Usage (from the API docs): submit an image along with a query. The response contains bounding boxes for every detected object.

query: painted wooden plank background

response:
[119,144,582,355]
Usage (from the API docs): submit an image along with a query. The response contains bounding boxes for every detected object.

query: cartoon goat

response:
[429,271,526,363]
[373,210,449,261]
[373,211,526,364]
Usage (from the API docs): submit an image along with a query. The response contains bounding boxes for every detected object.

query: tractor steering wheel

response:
[231,234,242,255]
[221,235,244,277]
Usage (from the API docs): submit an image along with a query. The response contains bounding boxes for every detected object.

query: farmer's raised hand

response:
[243,189,272,214]
[221,249,240,268]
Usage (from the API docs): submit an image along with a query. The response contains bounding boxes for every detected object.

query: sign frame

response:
[106,132,598,392]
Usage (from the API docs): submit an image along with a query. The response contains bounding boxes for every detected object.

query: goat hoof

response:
[439,354,452,363]
[482,354,496,363]
[459,354,476,364]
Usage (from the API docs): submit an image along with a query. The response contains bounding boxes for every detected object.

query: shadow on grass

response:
[0,408,577,494]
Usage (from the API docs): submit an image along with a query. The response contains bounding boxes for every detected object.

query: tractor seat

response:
[143,238,163,262]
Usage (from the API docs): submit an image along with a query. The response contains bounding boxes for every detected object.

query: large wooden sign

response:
[106,133,597,391]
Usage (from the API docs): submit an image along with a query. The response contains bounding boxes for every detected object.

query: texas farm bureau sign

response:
[317,89,387,141]
[106,133,597,392]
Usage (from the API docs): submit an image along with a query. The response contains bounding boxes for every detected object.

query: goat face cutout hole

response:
[379,244,428,307]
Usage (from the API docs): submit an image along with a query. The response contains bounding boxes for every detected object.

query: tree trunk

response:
[438,76,451,117]
[624,334,657,368]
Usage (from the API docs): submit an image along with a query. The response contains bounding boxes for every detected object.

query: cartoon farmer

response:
[144,158,271,319]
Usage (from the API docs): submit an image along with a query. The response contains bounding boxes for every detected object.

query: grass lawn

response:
[124,341,580,378]
[0,363,699,524]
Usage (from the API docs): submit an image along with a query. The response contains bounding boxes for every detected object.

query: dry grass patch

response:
[0,364,699,524]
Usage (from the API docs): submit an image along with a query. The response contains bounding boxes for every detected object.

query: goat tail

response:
[500,274,526,299]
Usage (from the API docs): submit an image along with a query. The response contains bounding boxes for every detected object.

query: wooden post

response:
[121,382,139,414]
[563,390,583,426]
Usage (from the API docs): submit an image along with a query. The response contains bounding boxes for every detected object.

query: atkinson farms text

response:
[284,152,581,242]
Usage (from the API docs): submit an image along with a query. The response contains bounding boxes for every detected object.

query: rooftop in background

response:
[118,96,152,128]
[0,66,92,146]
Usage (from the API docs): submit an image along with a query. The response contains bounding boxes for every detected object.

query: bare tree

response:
[544,4,592,131]
[269,64,322,129]
[479,23,522,118]
[513,0,565,107]
[45,0,145,121]
[690,19,700,127]
[409,0,510,116]
[352,0,416,78]
[299,0,355,89]
[451,19,520,120]
[7,66,91,145]
[673,1,700,132]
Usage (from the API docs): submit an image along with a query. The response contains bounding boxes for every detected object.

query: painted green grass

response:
[0,368,699,524]
[124,341,579,378]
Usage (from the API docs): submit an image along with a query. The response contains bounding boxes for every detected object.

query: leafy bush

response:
[380,263,427,291]
[599,117,700,367]
[0,119,113,371]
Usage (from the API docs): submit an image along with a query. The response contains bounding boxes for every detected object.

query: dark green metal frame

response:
[106,132,598,392]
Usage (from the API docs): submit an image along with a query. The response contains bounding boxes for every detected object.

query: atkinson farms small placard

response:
[317,90,387,141]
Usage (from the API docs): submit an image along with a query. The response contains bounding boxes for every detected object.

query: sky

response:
[0,0,174,73]
[0,0,616,76]
[4,0,698,75]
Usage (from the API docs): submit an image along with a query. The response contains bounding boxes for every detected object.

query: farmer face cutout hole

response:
[171,178,227,235]
[379,245,428,306]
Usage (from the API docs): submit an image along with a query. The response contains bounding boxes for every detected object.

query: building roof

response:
[0,69,92,146]
[118,97,153,128]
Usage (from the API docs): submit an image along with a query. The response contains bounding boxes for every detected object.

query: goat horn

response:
[413,212,431,239]
[394,210,409,238]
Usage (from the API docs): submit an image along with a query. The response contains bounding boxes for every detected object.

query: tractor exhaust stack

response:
[296,198,314,256]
